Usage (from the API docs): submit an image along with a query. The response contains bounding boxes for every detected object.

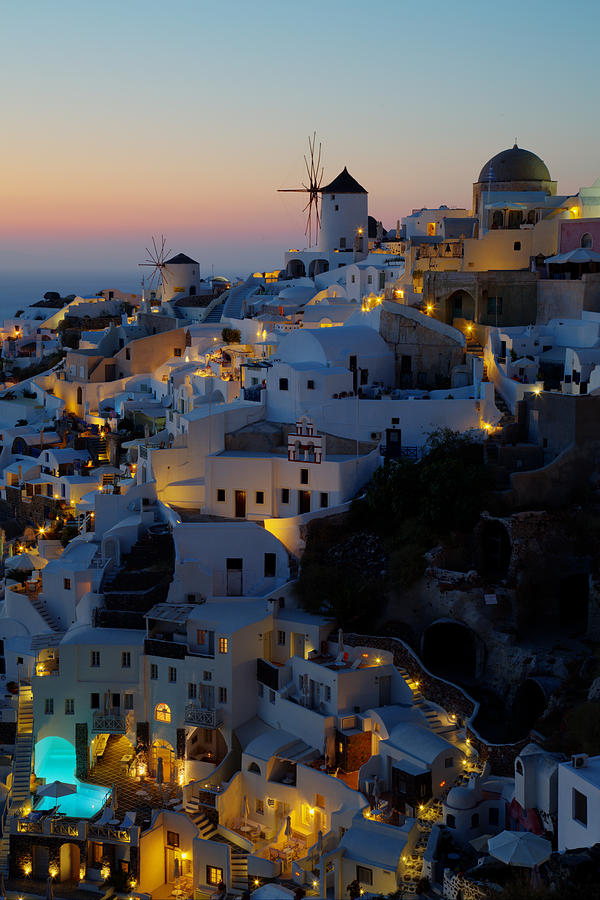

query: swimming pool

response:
[34,735,111,818]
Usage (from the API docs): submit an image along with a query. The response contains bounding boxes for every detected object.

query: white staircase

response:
[27,590,62,631]
[0,683,34,875]
[230,849,248,893]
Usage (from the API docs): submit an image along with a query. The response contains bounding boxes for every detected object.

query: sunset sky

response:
[1,0,599,290]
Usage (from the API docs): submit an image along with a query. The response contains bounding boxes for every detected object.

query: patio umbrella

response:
[156,756,164,785]
[173,857,180,884]
[488,830,551,868]
[5,552,47,572]
[373,775,382,807]
[243,794,250,826]
[337,628,344,656]
[46,876,54,900]
[37,781,77,808]
[285,815,292,841]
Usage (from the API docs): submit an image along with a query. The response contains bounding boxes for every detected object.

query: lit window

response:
[121,651,131,668]
[65,699,74,715]
[219,638,228,654]
[197,630,207,646]
[154,703,171,723]
[427,222,436,236]
[206,866,223,887]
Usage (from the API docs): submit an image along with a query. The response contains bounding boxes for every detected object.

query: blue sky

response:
[0,0,598,290]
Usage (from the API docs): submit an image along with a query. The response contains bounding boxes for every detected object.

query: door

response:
[298,490,311,514]
[235,490,246,518]
[226,558,243,595]
[34,845,49,880]
[292,633,305,658]
[379,675,392,706]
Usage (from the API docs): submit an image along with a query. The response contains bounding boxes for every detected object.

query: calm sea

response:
[0,270,144,320]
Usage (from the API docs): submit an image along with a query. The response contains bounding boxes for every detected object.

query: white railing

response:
[184,705,222,728]
[92,713,126,733]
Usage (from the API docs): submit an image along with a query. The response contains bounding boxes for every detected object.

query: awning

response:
[546,248,600,265]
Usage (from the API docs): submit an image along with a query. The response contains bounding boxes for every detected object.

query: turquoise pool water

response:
[34,735,111,818]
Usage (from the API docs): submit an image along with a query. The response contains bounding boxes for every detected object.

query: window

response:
[513,241,521,251]
[92,842,103,865]
[444,757,454,769]
[446,813,456,828]
[471,813,479,828]
[174,348,182,357]
[489,807,499,826]
[427,222,436,236]
[487,297,503,317]
[351,275,356,283]
[281,488,290,504]
[356,866,372,885]
[300,468,309,485]
[206,866,223,887]
[216,489,226,502]
[65,699,74,715]
[515,759,523,775]
[307,379,315,390]
[219,638,228,654]
[255,490,264,504]
[248,761,261,774]
[121,651,131,668]
[125,348,131,360]
[581,232,593,249]
[63,578,71,590]
[203,670,212,681]
[279,378,289,391]
[255,798,264,815]
[197,630,207,646]
[90,651,100,668]
[154,703,171,722]
[315,793,325,809]
[264,553,276,578]
[124,693,133,710]
[90,692,99,709]
[166,831,180,847]
[188,682,197,699]
[77,387,83,405]
[360,368,368,385]
[186,593,197,603]
[168,666,177,683]
[340,237,346,249]
[218,687,227,704]
[325,685,331,702]
[277,630,286,645]
[320,492,328,509]
[334,204,339,211]
[573,788,588,826]
[112,693,120,708]
[150,664,158,680]
[45,698,54,715]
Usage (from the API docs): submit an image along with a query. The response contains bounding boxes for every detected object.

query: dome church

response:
[473,143,557,220]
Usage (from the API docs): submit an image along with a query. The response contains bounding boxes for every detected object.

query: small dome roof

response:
[478,144,551,184]
[445,785,478,810]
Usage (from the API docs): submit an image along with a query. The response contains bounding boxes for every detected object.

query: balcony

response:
[92,712,126,734]
[184,704,223,729]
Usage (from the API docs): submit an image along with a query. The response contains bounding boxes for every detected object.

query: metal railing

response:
[92,712,126,733]
[184,704,222,728]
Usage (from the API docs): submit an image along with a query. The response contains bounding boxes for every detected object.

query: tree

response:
[44,291,60,300]
[221,327,241,344]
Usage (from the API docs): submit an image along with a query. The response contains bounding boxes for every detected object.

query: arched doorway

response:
[59,842,80,882]
[422,620,480,682]
[287,259,306,278]
[445,291,475,325]
[151,739,175,782]
[308,258,329,277]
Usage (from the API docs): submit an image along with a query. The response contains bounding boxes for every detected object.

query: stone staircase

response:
[494,389,515,427]
[0,683,34,875]
[27,589,62,632]
[396,666,460,739]
[184,802,249,895]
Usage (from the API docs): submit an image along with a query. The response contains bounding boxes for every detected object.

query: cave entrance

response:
[422,620,479,683]
[479,520,511,578]
[559,573,588,632]
[512,678,547,736]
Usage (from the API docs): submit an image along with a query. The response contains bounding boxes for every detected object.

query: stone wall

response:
[379,305,464,388]
[443,868,499,899]
[423,270,538,328]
